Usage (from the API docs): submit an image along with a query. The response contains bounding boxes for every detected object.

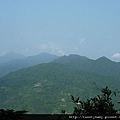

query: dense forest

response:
[0,86,120,120]
[0,53,120,115]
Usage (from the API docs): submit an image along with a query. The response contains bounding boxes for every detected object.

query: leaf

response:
[71,95,74,101]
[75,97,79,103]
[114,92,116,97]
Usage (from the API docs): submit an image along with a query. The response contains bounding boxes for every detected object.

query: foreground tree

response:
[72,86,119,115]
[0,109,27,120]
[62,86,119,115]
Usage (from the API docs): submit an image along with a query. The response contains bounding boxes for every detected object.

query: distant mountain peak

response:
[96,56,111,61]
[0,52,26,65]
[39,52,58,56]
[5,52,26,57]
[96,56,105,59]
[68,54,88,59]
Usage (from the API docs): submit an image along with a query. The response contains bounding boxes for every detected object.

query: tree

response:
[64,86,119,115]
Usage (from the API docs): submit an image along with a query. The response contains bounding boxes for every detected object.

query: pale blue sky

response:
[0,0,120,61]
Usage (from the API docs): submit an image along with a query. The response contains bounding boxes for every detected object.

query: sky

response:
[0,0,120,61]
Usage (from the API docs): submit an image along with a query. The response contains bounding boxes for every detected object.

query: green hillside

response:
[55,54,120,79]
[0,55,120,114]
[0,52,59,78]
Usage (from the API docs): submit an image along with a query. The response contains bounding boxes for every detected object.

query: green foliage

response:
[55,54,120,79]
[0,54,120,114]
[0,62,102,113]
[70,86,119,115]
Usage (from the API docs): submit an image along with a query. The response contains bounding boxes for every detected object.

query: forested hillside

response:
[0,52,59,78]
[54,54,120,79]
[0,54,120,114]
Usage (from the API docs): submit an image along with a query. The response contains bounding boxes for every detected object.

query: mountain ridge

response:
[1,61,119,113]
[54,54,120,78]
[0,52,59,77]
[0,54,120,113]
[0,52,26,65]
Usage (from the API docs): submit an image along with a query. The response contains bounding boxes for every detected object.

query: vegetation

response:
[68,86,120,115]
[54,54,120,79]
[0,52,59,78]
[0,109,27,120]
[0,86,119,120]
[0,54,120,114]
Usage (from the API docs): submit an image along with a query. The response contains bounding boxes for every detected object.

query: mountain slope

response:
[0,52,59,77]
[0,52,26,65]
[0,61,119,114]
[54,54,120,79]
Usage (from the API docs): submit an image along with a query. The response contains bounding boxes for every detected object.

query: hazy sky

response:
[0,0,120,61]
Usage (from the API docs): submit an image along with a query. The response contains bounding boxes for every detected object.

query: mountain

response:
[54,54,120,79]
[0,54,120,114]
[0,52,26,65]
[0,52,59,77]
